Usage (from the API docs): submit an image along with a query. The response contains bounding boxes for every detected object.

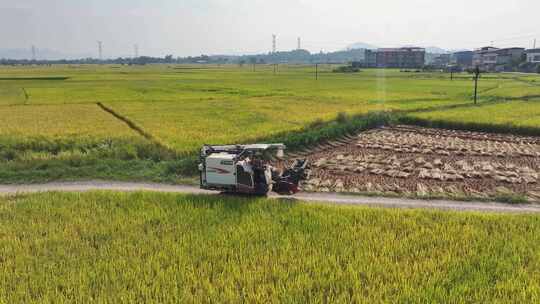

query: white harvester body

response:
[204,153,237,186]
[199,143,307,195]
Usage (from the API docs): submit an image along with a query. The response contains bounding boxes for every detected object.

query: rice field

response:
[2,66,540,301]
[0,64,539,181]
[0,103,138,139]
[1,65,538,141]
[0,65,478,106]
[0,103,174,184]
[1,191,539,303]
[407,100,540,130]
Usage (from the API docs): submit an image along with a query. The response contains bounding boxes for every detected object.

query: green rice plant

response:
[403,100,540,136]
[1,191,539,303]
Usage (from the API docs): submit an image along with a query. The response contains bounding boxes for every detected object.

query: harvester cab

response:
[199,143,308,195]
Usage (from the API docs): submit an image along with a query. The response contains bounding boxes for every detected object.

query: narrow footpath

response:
[1,181,539,213]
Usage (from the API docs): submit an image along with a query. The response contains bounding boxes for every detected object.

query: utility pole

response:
[272,34,276,53]
[473,66,480,105]
[97,41,103,61]
[134,44,139,58]
[31,45,36,61]
[315,63,318,80]
[534,39,537,49]
[297,37,301,50]
[273,64,277,75]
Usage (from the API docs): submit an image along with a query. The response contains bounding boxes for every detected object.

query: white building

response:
[472,47,498,66]
[526,49,540,63]
[473,47,525,71]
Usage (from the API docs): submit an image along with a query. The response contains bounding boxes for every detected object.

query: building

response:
[364,50,377,67]
[373,47,425,68]
[472,47,524,71]
[432,54,451,68]
[494,48,525,65]
[450,51,473,67]
[525,49,540,63]
[472,47,498,67]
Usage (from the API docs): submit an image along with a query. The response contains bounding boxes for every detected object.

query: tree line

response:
[0,49,368,65]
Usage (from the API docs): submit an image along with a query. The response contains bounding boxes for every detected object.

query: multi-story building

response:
[472,47,498,67]
[495,48,525,65]
[525,49,540,63]
[364,50,377,68]
[472,47,524,71]
[450,51,473,67]
[373,47,425,68]
[432,54,451,68]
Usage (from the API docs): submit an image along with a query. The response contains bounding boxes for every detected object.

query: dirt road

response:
[1,181,539,213]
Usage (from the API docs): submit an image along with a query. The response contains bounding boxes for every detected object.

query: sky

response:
[1,0,539,58]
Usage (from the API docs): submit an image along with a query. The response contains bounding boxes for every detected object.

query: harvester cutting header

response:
[199,143,308,195]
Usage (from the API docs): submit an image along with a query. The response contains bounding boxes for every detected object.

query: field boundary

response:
[96,102,175,155]
[0,76,70,81]
[20,87,29,104]
[510,76,540,87]
[399,115,540,137]
[258,112,394,156]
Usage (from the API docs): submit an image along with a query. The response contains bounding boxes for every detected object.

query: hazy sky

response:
[1,0,539,58]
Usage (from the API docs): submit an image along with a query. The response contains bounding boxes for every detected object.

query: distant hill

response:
[346,42,379,50]
[423,46,450,54]
[448,49,472,53]
[0,48,92,60]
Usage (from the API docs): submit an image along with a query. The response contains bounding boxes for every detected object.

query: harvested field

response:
[301,126,540,202]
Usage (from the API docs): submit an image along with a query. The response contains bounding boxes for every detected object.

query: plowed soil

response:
[301,126,540,202]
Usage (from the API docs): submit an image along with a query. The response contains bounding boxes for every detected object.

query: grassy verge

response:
[317,189,533,204]
[1,192,539,303]
[0,137,187,184]
[265,111,393,151]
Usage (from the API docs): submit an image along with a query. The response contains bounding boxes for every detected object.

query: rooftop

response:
[377,47,425,52]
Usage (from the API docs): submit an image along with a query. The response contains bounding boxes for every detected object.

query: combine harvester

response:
[199,144,308,195]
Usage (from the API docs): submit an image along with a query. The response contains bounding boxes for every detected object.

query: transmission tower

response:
[272,34,276,53]
[31,45,36,61]
[97,41,103,60]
